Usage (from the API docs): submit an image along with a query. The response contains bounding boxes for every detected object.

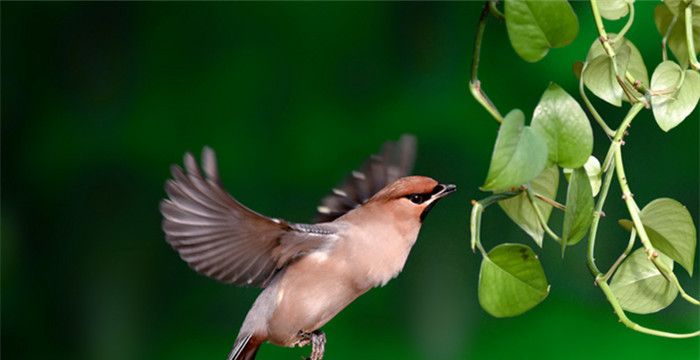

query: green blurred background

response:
[2,2,699,359]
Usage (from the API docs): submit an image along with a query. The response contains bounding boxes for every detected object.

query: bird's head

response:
[366,176,457,223]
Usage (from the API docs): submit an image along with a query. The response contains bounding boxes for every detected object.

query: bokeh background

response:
[2,2,699,359]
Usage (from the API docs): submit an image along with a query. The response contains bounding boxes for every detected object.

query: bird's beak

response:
[432,183,457,200]
[420,183,457,222]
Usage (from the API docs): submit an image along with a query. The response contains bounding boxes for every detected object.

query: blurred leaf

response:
[654,2,700,68]
[561,167,594,250]
[610,248,677,314]
[618,219,634,231]
[640,198,697,275]
[598,0,632,20]
[499,165,559,247]
[504,0,579,62]
[482,109,548,191]
[531,83,593,168]
[663,0,686,15]
[650,61,700,131]
[584,36,648,106]
[479,243,549,317]
[563,156,602,196]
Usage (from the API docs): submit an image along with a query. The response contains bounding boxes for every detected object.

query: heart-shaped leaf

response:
[499,165,559,247]
[610,248,678,314]
[654,3,700,69]
[650,61,700,131]
[564,156,602,196]
[583,36,648,106]
[561,167,594,251]
[479,243,549,317]
[640,198,697,275]
[482,109,548,191]
[598,0,633,20]
[504,0,579,62]
[531,83,593,169]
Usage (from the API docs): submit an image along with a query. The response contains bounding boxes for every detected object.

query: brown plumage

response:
[160,135,456,360]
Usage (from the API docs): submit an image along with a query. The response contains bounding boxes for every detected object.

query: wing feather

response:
[314,134,416,222]
[161,147,334,288]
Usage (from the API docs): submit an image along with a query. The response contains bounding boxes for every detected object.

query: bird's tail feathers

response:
[227,333,261,360]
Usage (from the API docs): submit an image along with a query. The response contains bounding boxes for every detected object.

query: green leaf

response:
[610,248,678,314]
[531,83,593,169]
[650,61,700,131]
[662,0,686,15]
[561,167,594,251]
[499,165,559,247]
[640,198,697,275]
[563,156,602,196]
[654,3,700,69]
[504,0,579,62]
[479,243,549,317]
[598,0,632,20]
[583,36,648,106]
[482,109,548,191]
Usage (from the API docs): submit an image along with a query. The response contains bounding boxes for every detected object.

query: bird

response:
[160,135,456,360]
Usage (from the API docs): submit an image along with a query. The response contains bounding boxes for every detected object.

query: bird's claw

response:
[298,330,326,360]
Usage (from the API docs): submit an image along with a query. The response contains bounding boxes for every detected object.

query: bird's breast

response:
[341,220,419,289]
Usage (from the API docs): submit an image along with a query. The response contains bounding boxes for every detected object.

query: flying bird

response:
[160,135,456,360]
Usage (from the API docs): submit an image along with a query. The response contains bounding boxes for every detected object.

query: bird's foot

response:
[297,330,326,360]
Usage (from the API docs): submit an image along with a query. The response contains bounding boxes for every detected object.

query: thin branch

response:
[533,192,566,212]
[587,150,616,276]
[526,188,561,244]
[470,2,504,123]
[661,11,679,61]
[611,2,635,42]
[470,191,522,255]
[579,63,615,138]
[602,228,636,282]
[489,0,505,21]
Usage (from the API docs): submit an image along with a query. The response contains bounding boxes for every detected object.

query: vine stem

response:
[470,1,504,123]
[579,63,615,137]
[613,145,700,306]
[610,2,634,44]
[596,278,700,338]
[586,143,617,276]
[685,5,700,70]
[586,103,642,276]
[586,102,700,338]
[470,191,522,255]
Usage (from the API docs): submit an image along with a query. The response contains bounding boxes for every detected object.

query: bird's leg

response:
[298,330,326,360]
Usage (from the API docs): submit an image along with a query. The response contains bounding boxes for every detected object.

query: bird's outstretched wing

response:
[314,134,416,223]
[161,147,334,288]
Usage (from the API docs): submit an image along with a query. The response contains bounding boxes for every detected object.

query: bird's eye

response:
[407,194,425,204]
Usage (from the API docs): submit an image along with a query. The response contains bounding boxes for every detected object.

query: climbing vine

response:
[469,0,700,337]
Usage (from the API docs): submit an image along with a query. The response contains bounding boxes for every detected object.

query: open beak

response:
[433,183,457,199]
[420,183,457,222]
